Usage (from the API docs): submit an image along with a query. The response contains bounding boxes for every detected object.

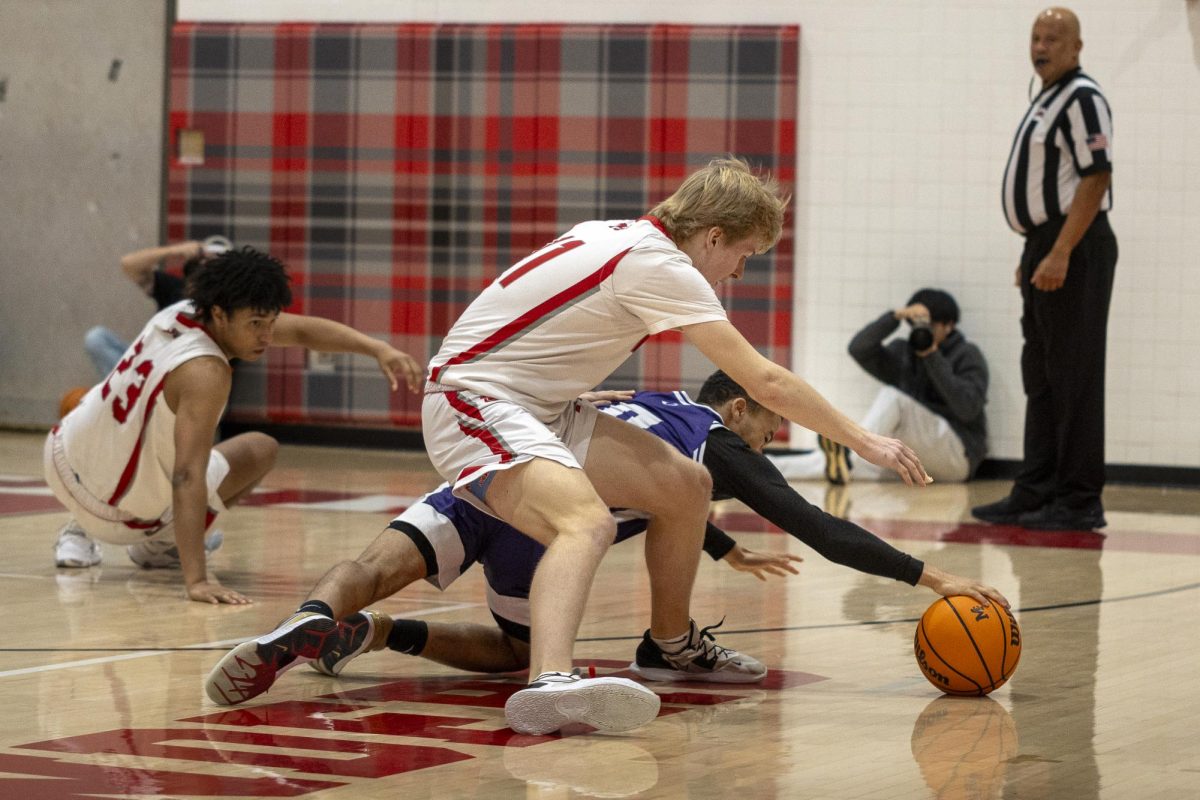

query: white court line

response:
[0,601,481,679]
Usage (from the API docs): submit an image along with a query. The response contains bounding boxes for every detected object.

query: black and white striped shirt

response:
[1001,67,1113,234]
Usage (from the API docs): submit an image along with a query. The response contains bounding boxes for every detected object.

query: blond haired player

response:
[209,159,931,734]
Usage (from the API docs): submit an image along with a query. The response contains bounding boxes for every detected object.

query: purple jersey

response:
[600,391,723,462]
[391,391,723,639]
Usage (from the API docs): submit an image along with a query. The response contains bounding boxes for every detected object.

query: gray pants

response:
[769,387,969,483]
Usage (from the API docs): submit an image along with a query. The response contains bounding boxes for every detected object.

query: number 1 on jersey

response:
[499,237,585,287]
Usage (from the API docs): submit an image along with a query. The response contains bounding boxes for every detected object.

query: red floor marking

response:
[0,750,339,799]
[239,488,381,506]
[12,476,1193,555]
[1,668,816,796]
[709,511,1200,555]
[20,727,471,780]
[0,494,65,517]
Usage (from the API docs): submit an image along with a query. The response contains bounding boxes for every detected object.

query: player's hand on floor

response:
[854,432,931,487]
[722,544,803,581]
[187,580,252,605]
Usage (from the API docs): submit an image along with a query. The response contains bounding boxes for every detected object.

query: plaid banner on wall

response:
[168,23,798,431]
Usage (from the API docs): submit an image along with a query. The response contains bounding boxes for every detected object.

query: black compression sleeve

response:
[703,428,924,585]
[703,520,737,561]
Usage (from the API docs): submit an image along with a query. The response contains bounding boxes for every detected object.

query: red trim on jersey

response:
[445,391,514,463]
[430,246,634,383]
[500,238,584,287]
[107,376,168,506]
[639,215,669,237]
[175,313,204,329]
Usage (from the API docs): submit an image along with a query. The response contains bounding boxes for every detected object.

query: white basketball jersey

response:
[428,217,727,422]
[56,300,228,521]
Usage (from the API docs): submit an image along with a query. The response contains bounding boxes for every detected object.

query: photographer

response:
[770,289,988,483]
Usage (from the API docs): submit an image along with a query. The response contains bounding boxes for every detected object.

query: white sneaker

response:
[126,529,223,569]
[504,670,661,735]
[54,521,102,568]
[630,619,767,683]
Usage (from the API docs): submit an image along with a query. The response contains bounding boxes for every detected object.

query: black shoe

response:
[1017,503,1106,531]
[818,434,851,485]
[971,495,1044,525]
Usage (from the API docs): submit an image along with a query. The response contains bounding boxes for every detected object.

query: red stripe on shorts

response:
[445,391,514,463]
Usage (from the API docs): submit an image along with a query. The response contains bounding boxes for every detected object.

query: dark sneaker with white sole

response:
[630,619,766,683]
[310,609,393,676]
[504,669,661,735]
[205,611,337,705]
[818,434,851,485]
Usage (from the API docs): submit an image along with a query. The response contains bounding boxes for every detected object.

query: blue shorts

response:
[388,484,647,643]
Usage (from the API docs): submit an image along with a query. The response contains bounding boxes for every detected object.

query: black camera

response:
[909,322,934,351]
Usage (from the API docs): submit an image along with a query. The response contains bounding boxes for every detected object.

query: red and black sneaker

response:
[204,611,337,705]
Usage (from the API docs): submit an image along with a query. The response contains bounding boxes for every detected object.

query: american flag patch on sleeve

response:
[1087,133,1109,151]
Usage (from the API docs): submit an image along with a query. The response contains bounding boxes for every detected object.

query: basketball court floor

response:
[1,428,1197,799]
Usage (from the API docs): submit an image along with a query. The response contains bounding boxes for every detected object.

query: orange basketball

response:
[58,386,89,419]
[914,596,1021,696]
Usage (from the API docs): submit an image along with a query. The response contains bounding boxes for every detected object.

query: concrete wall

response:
[0,0,169,426]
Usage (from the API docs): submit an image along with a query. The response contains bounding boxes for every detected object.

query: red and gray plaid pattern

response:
[167,23,798,430]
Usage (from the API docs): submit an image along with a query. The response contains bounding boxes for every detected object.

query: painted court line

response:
[0,601,481,679]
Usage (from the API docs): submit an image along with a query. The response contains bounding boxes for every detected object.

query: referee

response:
[974,6,1116,532]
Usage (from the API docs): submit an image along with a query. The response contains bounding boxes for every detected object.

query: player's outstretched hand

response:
[722,544,803,581]
[854,432,931,487]
[374,344,424,393]
[187,580,252,605]
[920,565,1010,609]
[579,389,635,407]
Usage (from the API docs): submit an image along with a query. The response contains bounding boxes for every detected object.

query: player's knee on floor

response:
[247,432,279,471]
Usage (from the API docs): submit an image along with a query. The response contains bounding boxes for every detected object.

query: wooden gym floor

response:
[0,428,1197,799]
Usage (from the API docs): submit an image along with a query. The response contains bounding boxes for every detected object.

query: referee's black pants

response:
[1014,212,1117,511]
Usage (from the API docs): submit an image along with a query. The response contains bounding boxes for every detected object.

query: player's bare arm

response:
[681,319,930,486]
[272,312,424,392]
[120,241,202,294]
[164,357,249,605]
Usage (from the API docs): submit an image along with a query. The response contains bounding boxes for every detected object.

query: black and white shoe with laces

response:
[504,668,661,735]
[630,619,766,683]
